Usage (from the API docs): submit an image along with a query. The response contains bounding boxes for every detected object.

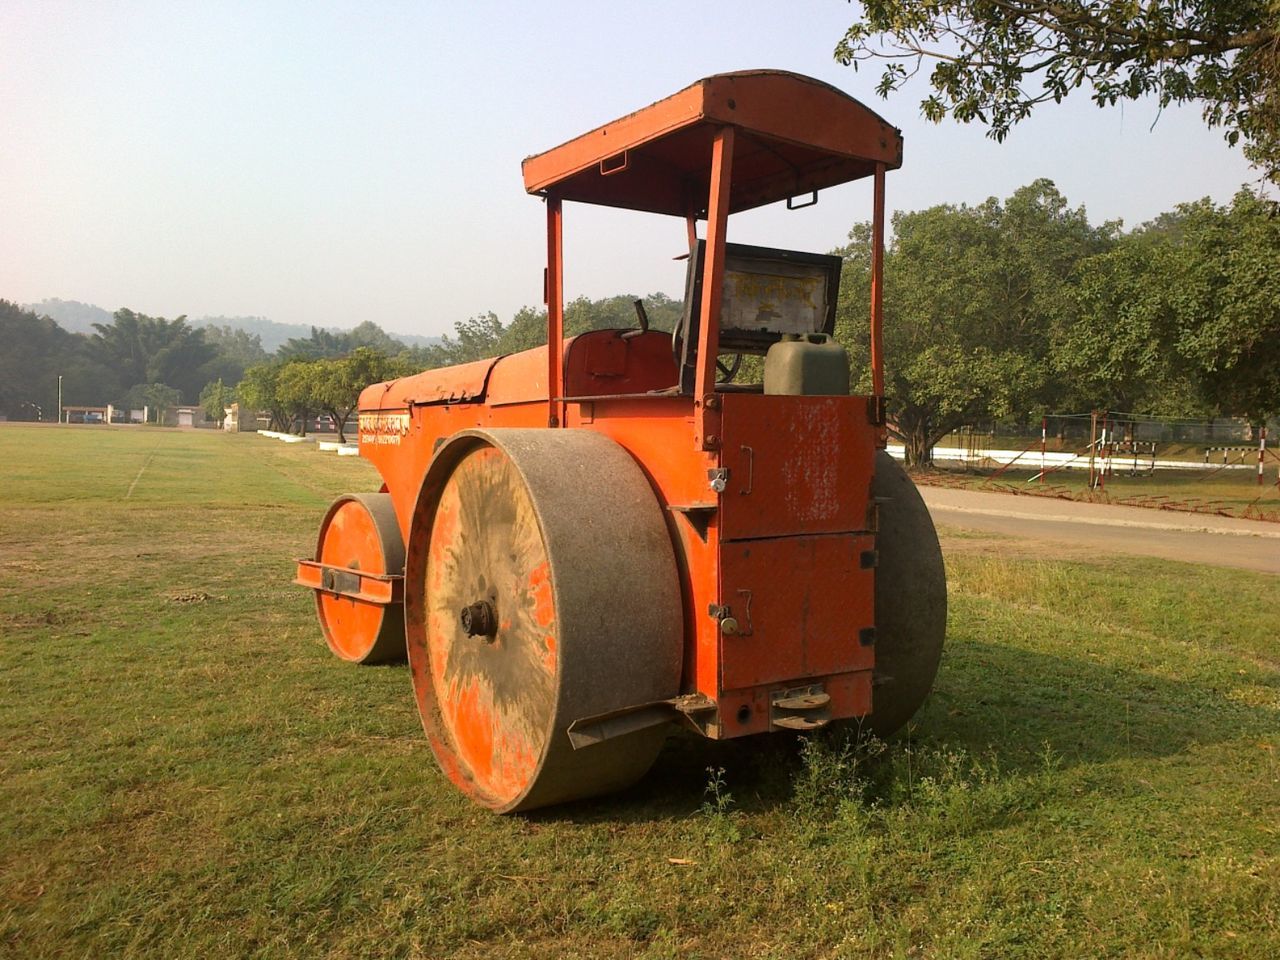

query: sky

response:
[1,1,1268,339]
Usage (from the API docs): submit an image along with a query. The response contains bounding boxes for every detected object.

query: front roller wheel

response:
[404,429,683,813]
[312,493,407,665]
[867,450,947,737]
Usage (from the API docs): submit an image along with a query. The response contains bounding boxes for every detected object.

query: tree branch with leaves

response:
[836,1,1280,182]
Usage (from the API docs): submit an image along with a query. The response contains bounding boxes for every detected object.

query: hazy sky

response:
[1,1,1267,339]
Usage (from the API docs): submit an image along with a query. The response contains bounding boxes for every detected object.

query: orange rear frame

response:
[357,70,902,738]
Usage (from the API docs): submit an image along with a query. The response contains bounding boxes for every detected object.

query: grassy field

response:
[1,424,1277,959]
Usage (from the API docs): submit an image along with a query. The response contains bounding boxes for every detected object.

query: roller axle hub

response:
[460,600,497,639]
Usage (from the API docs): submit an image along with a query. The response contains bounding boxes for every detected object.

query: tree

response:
[199,378,236,424]
[421,311,507,366]
[237,362,291,432]
[276,322,406,361]
[201,325,268,367]
[276,326,353,361]
[346,320,406,353]
[90,309,217,401]
[276,361,322,435]
[122,382,182,424]
[0,301,121,419]
[309,349,409,442]
[835,1,1280,183]
[1060,188,1279,425]
[1171,190,1280,423]
[146,383,182,425]
[835,180,1113,466]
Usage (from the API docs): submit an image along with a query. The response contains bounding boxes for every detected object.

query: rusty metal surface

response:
[403,429,683,813]
[866,450,947,737]
[357,356,499,412]
[308,492,407,665]
[719,393,875,541]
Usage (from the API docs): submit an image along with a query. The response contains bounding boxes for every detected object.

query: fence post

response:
[1088,411,1098,489]
[1260,426,1268,486]
[1040,416,1047,484]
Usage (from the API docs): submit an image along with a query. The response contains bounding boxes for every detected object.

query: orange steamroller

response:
[295,70,946,813]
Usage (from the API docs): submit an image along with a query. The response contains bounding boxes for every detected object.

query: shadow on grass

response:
[928,639,1277,767]
[542,637,1278,825]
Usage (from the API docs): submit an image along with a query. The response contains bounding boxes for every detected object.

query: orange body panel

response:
[356,329,877,738]
[718,394,875,541]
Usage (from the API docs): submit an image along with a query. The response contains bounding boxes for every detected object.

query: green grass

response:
[2,424,1277,959]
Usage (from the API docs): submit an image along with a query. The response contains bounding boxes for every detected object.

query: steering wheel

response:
[671,319,742,384]
[716,353,742,383]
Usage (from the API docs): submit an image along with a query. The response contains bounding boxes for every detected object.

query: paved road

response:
[920,486,1280,575]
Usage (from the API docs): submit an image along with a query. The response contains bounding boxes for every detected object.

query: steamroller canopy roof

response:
[521,70,903,218]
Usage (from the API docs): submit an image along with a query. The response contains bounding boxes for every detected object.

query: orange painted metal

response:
[295,560,401,606]
[310,69,905,749]
[522,70,902,216]
[718,534,875,689]
[353,331,878,737]
[545,196,564,427]
[870,162,886,398]
[693,125,733,451]
[718,394,875,541]
[295,494,405,664]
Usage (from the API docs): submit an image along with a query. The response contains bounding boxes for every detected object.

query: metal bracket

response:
[566,693,717,749]
[294,559,403,606]
[668,503,717,541]
[786,190,819,210]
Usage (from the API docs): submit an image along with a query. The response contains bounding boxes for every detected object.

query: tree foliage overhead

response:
[835,1,1280,182]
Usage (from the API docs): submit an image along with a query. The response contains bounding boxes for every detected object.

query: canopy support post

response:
[694,125,734,451]
[545,195,564,427]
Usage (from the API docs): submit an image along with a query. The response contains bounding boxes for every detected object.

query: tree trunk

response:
[898,412,934,469]
[906,428,933,469]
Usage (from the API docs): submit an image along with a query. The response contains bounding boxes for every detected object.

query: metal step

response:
[770,684,831,731]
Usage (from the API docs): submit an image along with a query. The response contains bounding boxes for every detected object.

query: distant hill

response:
[22,299,113,335]
[190,315,441,352]
[21,300,441,352]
